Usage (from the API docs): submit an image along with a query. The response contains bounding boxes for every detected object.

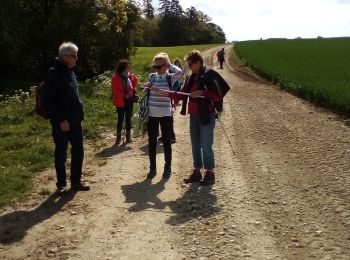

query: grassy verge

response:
[234,38,350,116]
[0,44,218,207]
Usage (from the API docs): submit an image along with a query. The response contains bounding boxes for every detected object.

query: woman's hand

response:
[190,90,205,98]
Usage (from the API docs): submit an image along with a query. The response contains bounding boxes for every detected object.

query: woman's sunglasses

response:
[152,64,166,69]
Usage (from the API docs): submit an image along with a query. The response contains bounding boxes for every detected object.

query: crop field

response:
[234,38,350,116]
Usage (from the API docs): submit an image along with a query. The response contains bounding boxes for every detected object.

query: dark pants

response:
[52,123,84,188]
[148,116,172,169]
[219,59,224,68]
[158,116,176,139]
[117,99,133,133]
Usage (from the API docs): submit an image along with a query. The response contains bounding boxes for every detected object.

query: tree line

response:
[0,0,226,88]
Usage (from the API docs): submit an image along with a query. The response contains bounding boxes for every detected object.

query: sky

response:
[155,0,350,41]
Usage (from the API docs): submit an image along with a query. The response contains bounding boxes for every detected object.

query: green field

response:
[0,44,216,207]
[234,38,350,116]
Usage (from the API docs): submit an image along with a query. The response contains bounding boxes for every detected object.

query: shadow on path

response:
[0,191,76,244]
[121,178,168,212]
[166,183,220,226]
[96,142,132,158]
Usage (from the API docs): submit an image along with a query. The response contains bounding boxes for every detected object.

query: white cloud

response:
[177,0,350,41]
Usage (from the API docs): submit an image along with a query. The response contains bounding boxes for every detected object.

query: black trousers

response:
[52,123,84,188]
[147,116,172,169]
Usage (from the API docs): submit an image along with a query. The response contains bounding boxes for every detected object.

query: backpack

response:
[138,88,150,122]
[217,50,224,60]
[35,82,49,119]
[203,69,230,113]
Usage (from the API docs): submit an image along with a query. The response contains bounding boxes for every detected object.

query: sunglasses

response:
[152,64,166,69]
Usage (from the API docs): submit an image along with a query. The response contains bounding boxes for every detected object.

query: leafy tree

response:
[143,0,154,19]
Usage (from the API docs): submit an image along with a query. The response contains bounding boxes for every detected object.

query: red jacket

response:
[111,73,138,107]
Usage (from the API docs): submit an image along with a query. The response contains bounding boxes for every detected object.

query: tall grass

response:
[0,44,218,207]
[234,38,350,116]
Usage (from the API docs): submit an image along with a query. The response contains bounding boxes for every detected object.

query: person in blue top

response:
[43,42,90,194]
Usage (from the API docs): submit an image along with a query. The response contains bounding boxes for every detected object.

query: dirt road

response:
[1,46,349,260]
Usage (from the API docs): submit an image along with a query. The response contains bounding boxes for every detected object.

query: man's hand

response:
[190,90,205,98]
[60,120,70,132]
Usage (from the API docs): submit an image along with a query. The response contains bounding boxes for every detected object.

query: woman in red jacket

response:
[111,59,138,145]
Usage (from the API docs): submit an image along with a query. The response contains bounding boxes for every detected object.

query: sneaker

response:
[71,182,90,191]
[56,186,67,194]
[200,171,215,186]
[162,166,171,179]
[147,168,157,179]
[184,170,202,184]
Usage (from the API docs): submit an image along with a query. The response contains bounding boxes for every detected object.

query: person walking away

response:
[217,48,225,69]
[43,42,90,193]
[143,52,182,179]
[111,59,138,145]
[153,50,230,186]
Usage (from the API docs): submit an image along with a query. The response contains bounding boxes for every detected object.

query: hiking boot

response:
[147,168,157,179]
[71,182,90,191]
[56,186,67,195]
[184,170,202,184]
[126,131,132,143]
[162,166,171,179]
[200,171,215,186]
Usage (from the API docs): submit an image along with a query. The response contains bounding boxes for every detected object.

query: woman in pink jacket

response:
[111,59,138,145]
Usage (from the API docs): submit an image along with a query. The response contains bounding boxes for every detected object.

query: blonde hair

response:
[173,58,182,67]
[153,52,170,66]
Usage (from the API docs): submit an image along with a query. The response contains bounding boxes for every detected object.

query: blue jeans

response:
[116,99,133,133]
[190,114,216,170]
[52,123,84,188]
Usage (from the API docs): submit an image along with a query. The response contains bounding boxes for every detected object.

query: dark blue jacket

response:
[43,61,84,126]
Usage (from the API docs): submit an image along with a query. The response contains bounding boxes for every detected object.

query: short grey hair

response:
[58,42,78,60]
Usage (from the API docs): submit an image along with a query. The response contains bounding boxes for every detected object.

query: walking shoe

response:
[147,168,157,179]
[162,166,171,179]
[71,182,90,191]
[184,170,202,184]
[200,171,215,186]
[55,186,67,195]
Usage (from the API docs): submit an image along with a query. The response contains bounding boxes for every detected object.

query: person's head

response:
[173,58,182,68]
[115,59,130,75]
[221,48,224,51]
[152,52,170,74]
[186,50,203,74]
[58,42,78,69]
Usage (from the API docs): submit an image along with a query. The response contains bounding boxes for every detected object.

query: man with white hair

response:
[43,42,90,193]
